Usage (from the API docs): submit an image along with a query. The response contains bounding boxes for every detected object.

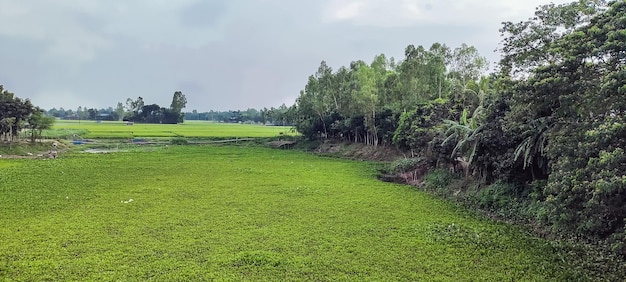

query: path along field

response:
[0,145,594,280]
[48,120,294,138]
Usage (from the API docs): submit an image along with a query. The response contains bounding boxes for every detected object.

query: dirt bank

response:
[314,140,406,162]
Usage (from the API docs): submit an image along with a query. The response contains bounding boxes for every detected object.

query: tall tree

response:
[125,96,144,118]
[27,109,55,143]
[501,0,624,247]
[352,61,380,145]
[169,91,187,123]
[170,91,187,114]
[0,85,36,141]
[115,102,125,121]
[498,0,606,76]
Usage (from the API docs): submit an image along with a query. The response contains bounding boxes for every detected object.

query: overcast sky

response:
[0,0,571,112]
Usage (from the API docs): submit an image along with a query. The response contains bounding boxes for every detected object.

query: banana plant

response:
[441,108,484,164]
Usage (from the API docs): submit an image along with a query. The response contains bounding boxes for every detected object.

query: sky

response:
[0,0,572,112]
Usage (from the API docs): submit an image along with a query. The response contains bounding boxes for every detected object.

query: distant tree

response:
[27,109,55,143]
[87,108,98,120]
[0,117,16,142]
[109,111,120,121]
[125,97,144,119]
[169,91,187,123]
[136,104,162,123]
[58,107,67,119]
[115,102,125,121]
[76,106,83,122]
[0,85,36,141]
[47,108,61,118]
[229,110,242,123]
[170,91,187,113]
[260,107,269,125]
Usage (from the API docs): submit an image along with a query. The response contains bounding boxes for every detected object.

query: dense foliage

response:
[46,91,188,124]
[124,92,187,124]
[292,0,626,253]
[0,85,55,142]
[293,45,486,146]
[183,104,295,125]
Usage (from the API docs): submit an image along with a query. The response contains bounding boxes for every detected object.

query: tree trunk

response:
[316,111,327,138]
[372,108,378,147]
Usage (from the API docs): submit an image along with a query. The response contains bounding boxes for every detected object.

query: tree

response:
[260,107,269,125]
[449,44,488,87]
[512,117,550,180]
[498,0,625,251]
[306,74,329,137]
[125,96,144,119]
[27,109,55,143]
[87,108,98,120]
[353,60,380,145]
[498,0,606,76]
[169,91,187,123]
[0,117,16,142]
[170,91,187,114]
[115,102,125,121]
[428,43,452,99]
[442,109,484,164]
[0,85,36,141]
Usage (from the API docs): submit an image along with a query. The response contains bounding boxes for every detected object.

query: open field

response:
[0,145,598,280]
[47,120,295,139]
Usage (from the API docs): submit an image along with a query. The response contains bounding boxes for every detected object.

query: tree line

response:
[292,0,626,253]
[183,104,294,125]
[123,91,187,124]
[46,91,188,124]
[0,85,55,143]
[293,42,487,146]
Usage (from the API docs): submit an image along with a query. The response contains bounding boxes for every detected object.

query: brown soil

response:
[313,140,429,187]
[315,140,406,162]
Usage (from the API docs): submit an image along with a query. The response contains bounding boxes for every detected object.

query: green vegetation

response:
[47,120,295,139]
[291,0,626,254]
[123,93,187,124]
[1,0,624,279]
[0,142,53,156]
[1,85,55,143]
[0,146,612,280]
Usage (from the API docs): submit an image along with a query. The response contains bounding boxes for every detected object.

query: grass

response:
[46,120,295,139]
[0,142,53,156]
[0,145,600,280]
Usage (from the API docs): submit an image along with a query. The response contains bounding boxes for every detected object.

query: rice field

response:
[47,120,295,139]
[0,145,597,281]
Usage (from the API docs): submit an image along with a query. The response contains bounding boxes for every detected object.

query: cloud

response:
[0,1,112,64]
[180,1,228,28]
[322,0,573,27]
[0,0,574,112]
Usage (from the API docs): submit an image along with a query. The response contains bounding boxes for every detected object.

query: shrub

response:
[474,182,519,210]
[389,157,426,173]
[422,169,453,192]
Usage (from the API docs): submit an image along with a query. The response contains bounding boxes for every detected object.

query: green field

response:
[48,120,294,139]
[0,145,596,280]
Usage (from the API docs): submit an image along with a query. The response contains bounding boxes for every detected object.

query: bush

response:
[422,169,453,192]
[389,157,426,173]
[474,182,520,210]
